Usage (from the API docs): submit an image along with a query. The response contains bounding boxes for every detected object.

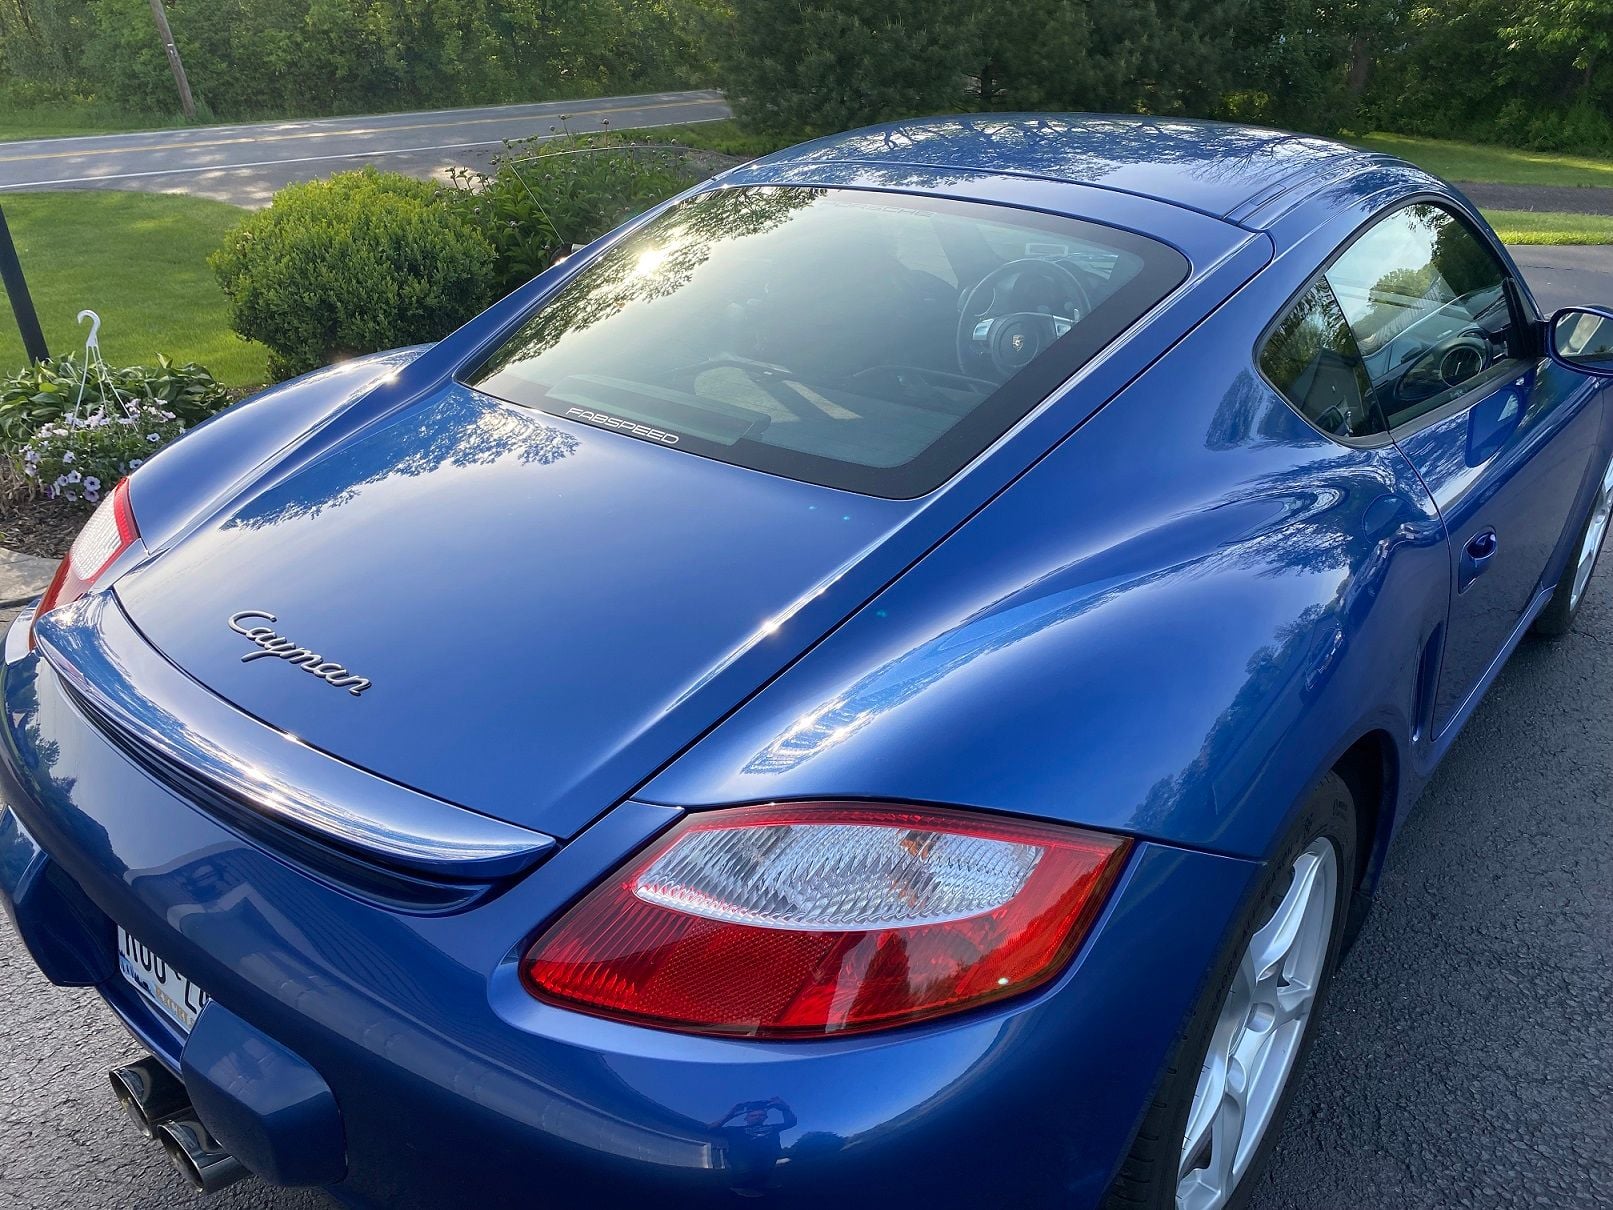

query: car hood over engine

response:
[114,385,914,839]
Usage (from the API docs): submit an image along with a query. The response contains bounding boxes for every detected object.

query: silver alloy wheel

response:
[1176,837,1339,1210]
[1569,456,1613,612]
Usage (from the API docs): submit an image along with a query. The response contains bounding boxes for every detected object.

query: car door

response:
[1323,202,1601,736]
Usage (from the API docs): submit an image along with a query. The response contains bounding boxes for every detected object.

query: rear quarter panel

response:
[641,247,1451,865]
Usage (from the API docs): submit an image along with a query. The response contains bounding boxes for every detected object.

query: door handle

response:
[1458,528,1498,593]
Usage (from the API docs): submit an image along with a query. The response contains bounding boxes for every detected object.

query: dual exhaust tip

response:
[108,1058,248,1194]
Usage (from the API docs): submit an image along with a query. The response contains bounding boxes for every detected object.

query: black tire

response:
[1534,490,1608,638]
[1103,773,1357,1210]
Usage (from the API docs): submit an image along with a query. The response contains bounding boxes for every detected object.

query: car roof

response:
[747,115,1402,226]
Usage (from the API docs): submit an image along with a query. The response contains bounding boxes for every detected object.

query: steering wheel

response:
[956,258,1094,380]
[1391,330,1493,406]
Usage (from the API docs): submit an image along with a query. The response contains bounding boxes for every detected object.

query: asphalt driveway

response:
[1510,245,1613,315]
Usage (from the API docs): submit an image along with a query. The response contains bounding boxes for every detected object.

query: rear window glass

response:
[465,186,1187,497]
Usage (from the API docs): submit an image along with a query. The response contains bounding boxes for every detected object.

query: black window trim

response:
[1254,191,1536,449]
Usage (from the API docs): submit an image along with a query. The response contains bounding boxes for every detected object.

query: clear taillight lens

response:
[522,803,1130,1037]
[33,478,139,635]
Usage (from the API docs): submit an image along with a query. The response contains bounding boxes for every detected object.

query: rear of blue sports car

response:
[0,153,1280,1207]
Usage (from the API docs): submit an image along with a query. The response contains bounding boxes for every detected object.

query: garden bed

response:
[0,495,89,560]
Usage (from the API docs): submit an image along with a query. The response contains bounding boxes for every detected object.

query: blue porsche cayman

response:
[3,116,1612,1210]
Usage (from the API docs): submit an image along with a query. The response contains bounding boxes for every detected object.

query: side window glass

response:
[1325,204,1517,429]
[1260,278,1383,439]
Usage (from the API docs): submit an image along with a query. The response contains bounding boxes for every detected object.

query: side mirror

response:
[1547,306,1613,375]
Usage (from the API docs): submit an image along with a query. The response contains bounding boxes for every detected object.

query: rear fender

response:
[640,272,1449,862]
[128,348,431,554]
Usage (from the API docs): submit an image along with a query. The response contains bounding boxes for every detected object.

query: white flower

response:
[65,470,81,484]
[22,463,35,477]
[146,433,161,443]
[128,458,143,469]
[54,474,68,488]
[23,449,37,464]
[61,451,75,464]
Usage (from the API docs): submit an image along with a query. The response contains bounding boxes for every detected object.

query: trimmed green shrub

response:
[447,130,700,297]
[211,169,495,378]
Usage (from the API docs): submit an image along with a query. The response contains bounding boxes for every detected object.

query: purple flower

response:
[61,450,75,463]
[22,463,35,477]
[128,458,144,469]
[54,474,68,489]
[146,433,161,443]
[65,492,78,503]
[65,469,81,484]
[83,489,99,504]
[83,475,101,494]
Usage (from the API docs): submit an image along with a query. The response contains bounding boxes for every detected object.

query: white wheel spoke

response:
[1571,456,1613,608]
[1209,1059,1248,1195]
[1272,979,1316,1029]
[1247,852,1322,983]
[1179,1053,1224,1181]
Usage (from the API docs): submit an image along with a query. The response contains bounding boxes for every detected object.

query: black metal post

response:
[0,204,48,363]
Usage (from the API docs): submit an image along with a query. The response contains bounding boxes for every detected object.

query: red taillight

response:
[33,478,139,634]
[522,803,1130,1037]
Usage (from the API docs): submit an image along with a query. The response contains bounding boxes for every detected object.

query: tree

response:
[1133,0,1253,116]
[719,0,972,134]
[1232,0,1355,132]
[1502,0,1613,102]
[0,0,94,95]
[957,0,1097,111]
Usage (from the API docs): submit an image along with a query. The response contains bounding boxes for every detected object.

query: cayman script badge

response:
[227,611,372,697]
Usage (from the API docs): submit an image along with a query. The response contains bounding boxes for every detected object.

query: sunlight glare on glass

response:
[634,245,671,277]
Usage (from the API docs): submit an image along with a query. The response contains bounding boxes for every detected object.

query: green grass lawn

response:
[1357,133,1613,189]
[1482,210,1613,245]
[0,191,266,386]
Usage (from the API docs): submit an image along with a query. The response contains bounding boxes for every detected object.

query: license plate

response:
[116,926,210,1033]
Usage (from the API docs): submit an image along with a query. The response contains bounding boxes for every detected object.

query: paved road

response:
[0,91,730,207]
[0,273,1608,1210]
[1249,559,1613,1210]
[1461,181,1613,215]
[1510,245,1613,313]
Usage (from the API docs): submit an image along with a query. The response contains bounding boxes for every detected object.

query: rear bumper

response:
[0,612,1257,1209]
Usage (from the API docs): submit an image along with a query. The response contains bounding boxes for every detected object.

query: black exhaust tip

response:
[109,1057,188,1140]
[159,1116,249,1194]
